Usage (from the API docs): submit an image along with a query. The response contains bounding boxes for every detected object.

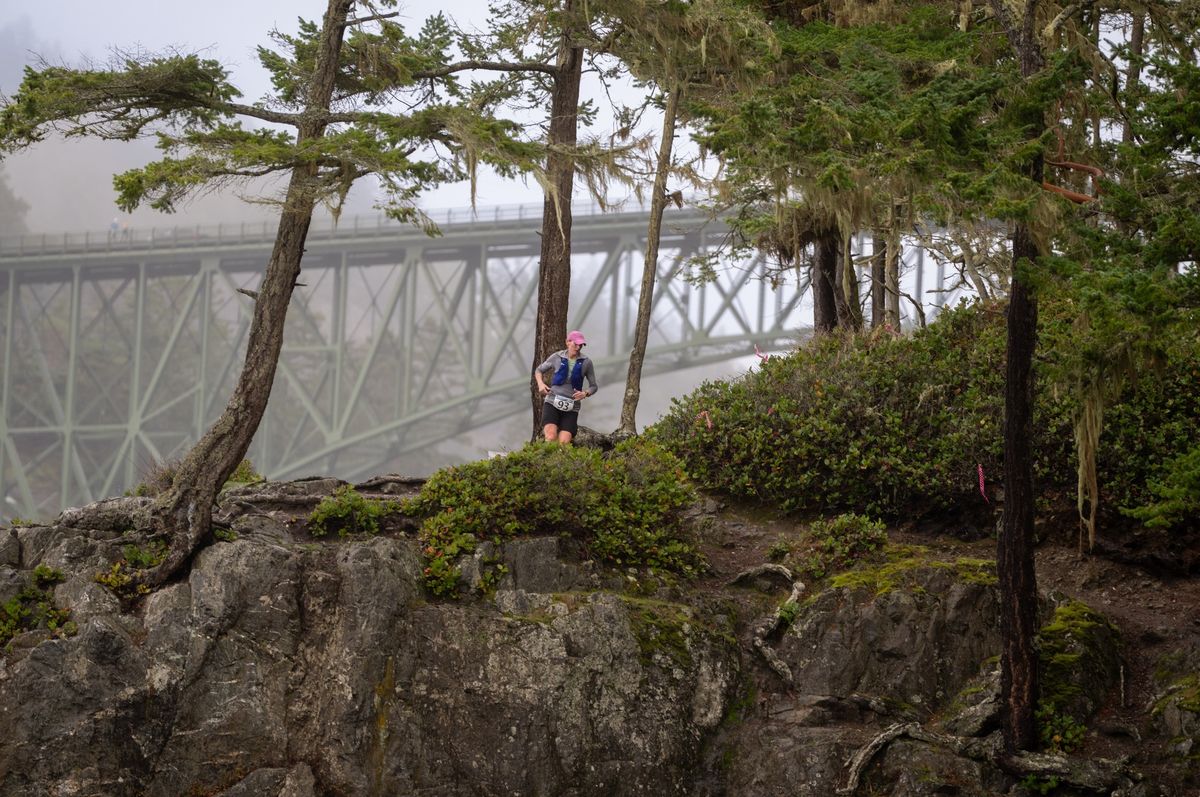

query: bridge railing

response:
[0,200,640,258]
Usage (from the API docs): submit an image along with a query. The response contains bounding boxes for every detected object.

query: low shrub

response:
[404,438,704,597]
[650,299,1200,533]
[308,485,400,537]
[793,513,888,581]
[1,570,74,649]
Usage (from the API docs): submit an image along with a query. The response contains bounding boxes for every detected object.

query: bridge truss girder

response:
[1,211,818,518]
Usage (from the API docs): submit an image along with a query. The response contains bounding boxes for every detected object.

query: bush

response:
[794,513,888,581]
[1123,445,1200,529]
[404,439,704,596]
[650,299,1200,532]
[308,485,399,537]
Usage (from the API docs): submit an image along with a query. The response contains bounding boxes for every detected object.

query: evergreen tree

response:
[0,0,543,586]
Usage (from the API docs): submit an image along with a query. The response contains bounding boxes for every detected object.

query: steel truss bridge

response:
[0,203,954,519]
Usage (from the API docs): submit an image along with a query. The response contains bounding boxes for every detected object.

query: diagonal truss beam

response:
[1,208,962,518]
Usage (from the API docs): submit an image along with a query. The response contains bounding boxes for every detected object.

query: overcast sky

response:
[0,1,562,232]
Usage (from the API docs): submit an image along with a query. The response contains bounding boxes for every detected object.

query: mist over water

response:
[0,8,810,518]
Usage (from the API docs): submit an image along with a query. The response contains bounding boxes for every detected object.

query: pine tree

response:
[0,0,543,586]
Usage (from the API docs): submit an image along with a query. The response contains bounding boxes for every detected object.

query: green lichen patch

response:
[621,595,736,673]
[1153,673,1200,716]
[827,544,997,596]
[624,596,697,671]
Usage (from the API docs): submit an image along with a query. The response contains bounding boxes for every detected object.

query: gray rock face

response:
[720,565,1005,796]
[1150,645,1200,762]
[779,566,1002,712]
[1,491,1138,797]
[0,510,738,797]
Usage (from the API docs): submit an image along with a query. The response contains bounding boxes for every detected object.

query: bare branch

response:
[221,101,303,126]
[411,60,558,79]
[1042,2,1081,39]
[345,11,400,26]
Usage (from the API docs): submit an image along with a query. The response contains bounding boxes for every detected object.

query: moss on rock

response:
[1037,599,1122,723]
[827,544,996,595]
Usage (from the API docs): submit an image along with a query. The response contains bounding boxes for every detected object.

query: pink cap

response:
[566,330,587,345]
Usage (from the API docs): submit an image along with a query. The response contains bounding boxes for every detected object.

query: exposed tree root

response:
[727,563,795,588]
[838,721,1137,794]
[750,578,806,683]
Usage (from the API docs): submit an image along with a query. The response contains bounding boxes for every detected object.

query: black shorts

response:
[542,402,579,435]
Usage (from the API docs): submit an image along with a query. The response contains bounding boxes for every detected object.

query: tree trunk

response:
[618,86,681,435]
[834,233,862,330]
[885,218,901,328]
[993,0,1046,752]
[870,236,886,328]
[998,225,1041,752]
[1122,14,1144,146]
[530,0,584,437]
[141,0,353,589]
[812,229,839,333]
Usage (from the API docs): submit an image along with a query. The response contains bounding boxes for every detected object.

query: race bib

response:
[551,394,575,412]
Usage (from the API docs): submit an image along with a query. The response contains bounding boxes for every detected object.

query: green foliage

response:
[0,10,547,226]
[95,562,148,599]
[1019,773,1061,795]
[95,539,168,598]
[1,569,74,649]
[794,513,887,581]
[766,539,792,561]
[651,302,1011,517]
[213,528,239,543]
[777,600,800,628]
[477,557,509,596]
[651,299,1200,535]
[307,485,400,538]
[224,459,264,487]
[122,540,168,570]
[691,2,1032,264]
[31,565,64,589]
[1036,704,1086,754]
[1123,445,1200,530]
[405,439,703,597]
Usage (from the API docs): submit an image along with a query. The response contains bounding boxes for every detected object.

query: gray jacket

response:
[536,350,598,412]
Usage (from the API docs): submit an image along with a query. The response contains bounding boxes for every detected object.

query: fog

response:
[0,2,578,233]
[0,5,775,517]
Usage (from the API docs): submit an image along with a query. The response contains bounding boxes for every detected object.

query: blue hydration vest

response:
[552,356,585,391]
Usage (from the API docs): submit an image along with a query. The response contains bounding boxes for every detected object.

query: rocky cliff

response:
[1,478,1194,796]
